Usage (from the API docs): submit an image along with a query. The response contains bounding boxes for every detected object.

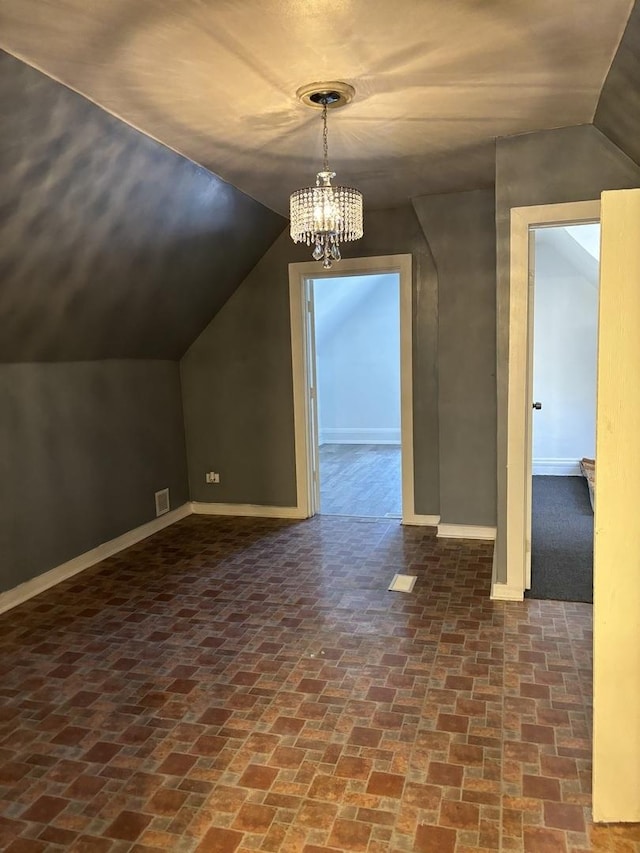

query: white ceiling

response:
[564,224,601,260]
[536,225,600,287]
[0,0,633,213]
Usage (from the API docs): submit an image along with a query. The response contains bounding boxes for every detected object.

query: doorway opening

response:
[501,199,600,601]
[311,273,401,518]
[288,254,415,522]
[527,223,600,602]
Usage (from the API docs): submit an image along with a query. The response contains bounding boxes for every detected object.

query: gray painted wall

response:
[494,124,640,582]
[0,50,285,362]
[181,229,300,507]
[182,205,441,516]
[595,1,640,168]
[0,51,286,597]
[413,189,497,526]
[0,361,188,593]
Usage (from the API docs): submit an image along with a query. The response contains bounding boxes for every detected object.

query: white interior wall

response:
[313,273,400,444]
[532,226,599,474]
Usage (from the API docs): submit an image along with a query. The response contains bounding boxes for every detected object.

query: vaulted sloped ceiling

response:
[0,0,633,214]
[595,1,640,167]
[1,2,638,365]
[0,50,285,363]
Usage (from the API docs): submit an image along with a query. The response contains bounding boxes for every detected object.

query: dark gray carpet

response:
[526,475,593,603]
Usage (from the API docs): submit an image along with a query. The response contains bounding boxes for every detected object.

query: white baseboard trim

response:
[191,502,307,519]
[319,427,401,445]
[0,503,192,616]
[437,523,497,541]
[491,581,525,601]
[402,513,440,527]
[533,457,582,476]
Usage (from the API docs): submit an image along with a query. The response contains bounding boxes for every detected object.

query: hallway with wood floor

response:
[318,445,401,518]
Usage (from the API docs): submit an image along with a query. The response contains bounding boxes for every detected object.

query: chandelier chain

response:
[322,103,329,173]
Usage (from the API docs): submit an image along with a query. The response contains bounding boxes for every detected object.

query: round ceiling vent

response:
[296,81,355,110]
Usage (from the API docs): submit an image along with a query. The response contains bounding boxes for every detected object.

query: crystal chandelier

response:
[290,83,363,269]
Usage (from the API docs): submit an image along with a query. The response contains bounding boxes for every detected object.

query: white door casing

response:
[502,200,600,599]
[304,278,321,513]
[288,254,415,521]
[525,237,536,590]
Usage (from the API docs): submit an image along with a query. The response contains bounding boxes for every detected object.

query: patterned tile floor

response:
[319,445,401,518]
[1,514,638,852]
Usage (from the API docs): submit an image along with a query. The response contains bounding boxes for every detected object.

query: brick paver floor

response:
[0,514,638,852]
